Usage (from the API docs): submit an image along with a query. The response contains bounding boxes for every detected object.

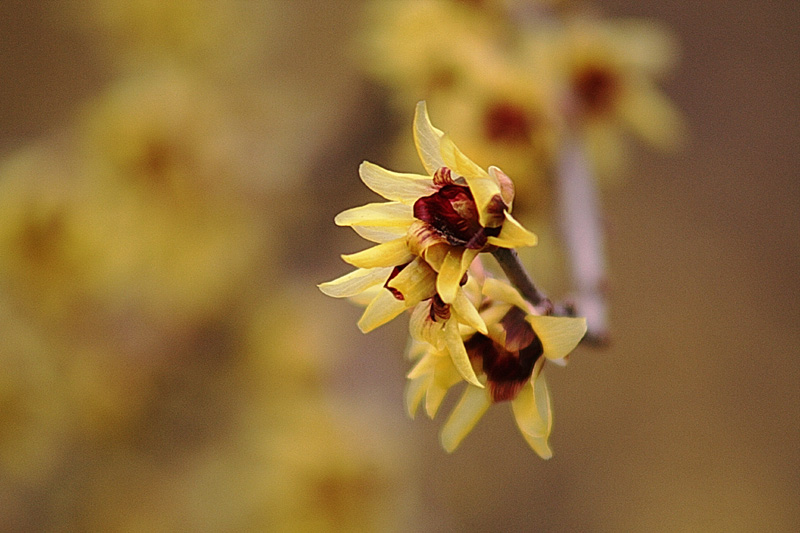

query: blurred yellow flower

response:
[537,16,686,178]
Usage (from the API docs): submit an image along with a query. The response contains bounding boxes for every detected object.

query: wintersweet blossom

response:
[407,276,586,457]
[319,102,537,387]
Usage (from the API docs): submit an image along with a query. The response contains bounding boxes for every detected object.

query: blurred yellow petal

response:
[334,201,413,227]
[440,384,491,453]
[526,315,587,360]
[357,289,407,333]
[359,161,434,204]
[425,377,451,419]
[618,81,686,149]
[317,266,392,298]
[405,374,429,419]
[413,101,446,174]
[341,238,412,269]
[482,277,530,312]
[487,212,538,248]
[444,318,482,388]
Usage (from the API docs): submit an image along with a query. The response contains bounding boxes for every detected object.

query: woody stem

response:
[491,248,553,314]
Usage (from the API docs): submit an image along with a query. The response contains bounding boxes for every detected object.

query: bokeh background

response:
[0,1,797,531]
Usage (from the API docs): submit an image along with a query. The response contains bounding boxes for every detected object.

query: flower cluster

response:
[320,103,586,455]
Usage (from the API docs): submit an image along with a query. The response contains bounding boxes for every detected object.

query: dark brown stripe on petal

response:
[433,167,454,187]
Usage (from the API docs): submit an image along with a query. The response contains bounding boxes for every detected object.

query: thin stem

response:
[492,247,553,314]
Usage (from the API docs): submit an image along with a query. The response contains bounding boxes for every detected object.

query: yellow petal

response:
[409,301,446,349]
[511,371,553,459]
[526,315,587,360]
[440,384,491,453]
[425,379,450,419]
[436,249,463,304]
[386,257,437,305]
[334,201,413,227]
[413,101,446,175]
[438,134,488,180]
[405,374,430,419]
[357,289,407,333]
[351,224,408,243]
[488,166,515,209]
[341,237,412,269]
[444,318,482,388]
[359,161,435,204]
[451,288,487,334]
[317,266,393,298]
[482,277,530,312]
[486,211,538,248]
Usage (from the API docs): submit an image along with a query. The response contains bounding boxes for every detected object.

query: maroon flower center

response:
[573,65,619,115]
[413,181,499,249]
[483,102,533,144]
[465,307,544,402]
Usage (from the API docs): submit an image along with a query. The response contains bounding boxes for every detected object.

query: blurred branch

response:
[555,136,611,346]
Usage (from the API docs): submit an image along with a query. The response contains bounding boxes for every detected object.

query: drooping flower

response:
[319,101,537,387]
[407,276,586,457]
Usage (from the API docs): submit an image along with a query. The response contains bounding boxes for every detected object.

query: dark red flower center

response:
[413,180,500,249]
[465,307,544,402]
[573,65,619,115]
[483,102,533,144]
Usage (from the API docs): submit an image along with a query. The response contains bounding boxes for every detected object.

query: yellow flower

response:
[406,277,586,457]
[320,101,537,387]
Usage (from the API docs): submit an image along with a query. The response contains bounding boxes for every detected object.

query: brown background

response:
[1,1,797,530]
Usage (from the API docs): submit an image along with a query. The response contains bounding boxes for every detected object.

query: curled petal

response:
[359,161,435,204]
[386,257,437,305]
[409,301,446,349]
[341,237,413,269]
[440,384,491,453]
[444,318,482,388]
[334,201,414,227]
[413,101,446,175]
[488,166,515,208]
[317,266,393,298]
[357,289,408,333]
[526,315,587,360]
[486,211,538,248]
[511,367,553,459]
